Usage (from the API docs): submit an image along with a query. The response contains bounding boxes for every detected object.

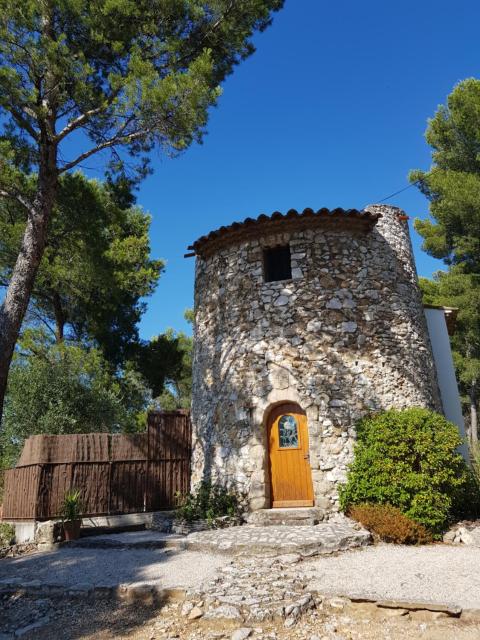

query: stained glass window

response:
[278,415,299,448]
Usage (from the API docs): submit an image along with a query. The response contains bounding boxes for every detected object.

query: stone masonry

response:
[190,204,442,515]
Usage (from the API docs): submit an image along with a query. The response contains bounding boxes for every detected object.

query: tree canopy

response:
[1,335,150,468]
[411,79,480,271]
[0,0,284,180]
[0,172,162,363]
[133,308,193,410]
[419,272,480,442]
[411,78,480,440]
[0,0,284,422]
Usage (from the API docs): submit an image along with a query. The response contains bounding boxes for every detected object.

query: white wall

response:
[13,522,36,544]
[424,308,468,459]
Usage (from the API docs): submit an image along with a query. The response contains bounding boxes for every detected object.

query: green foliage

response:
[154,328,192,410]
[134,329,192,401]
[339,408,476,534]
[1,339,150,467]
[0,523,14,547]
[0,0,284,184]
[411,78,480,271]
[0,0,283,428]
[176,482,240,524]
[349,504,433,545]
[0,173,163,364]
[0,171,192,428]
[419,273,480,407]
[135,310,193,409]
[411,77,480,440]
[470,443,480,486]
[61,489,83,523]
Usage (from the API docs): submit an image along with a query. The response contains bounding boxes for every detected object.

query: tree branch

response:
[58,127,150,174]
[55,88,122,143]
[0,189,35,215]
[8,105,39,141]
[30,309,57,339]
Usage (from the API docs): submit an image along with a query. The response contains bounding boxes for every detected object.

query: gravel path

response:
[3,534,480,613]
[305,544,480,609]
[0,547,226,589]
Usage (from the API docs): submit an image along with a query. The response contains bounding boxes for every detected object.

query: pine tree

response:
[0,0,284,421]
[412,78,480,439]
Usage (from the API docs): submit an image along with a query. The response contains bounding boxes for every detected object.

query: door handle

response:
[304,453,310,461]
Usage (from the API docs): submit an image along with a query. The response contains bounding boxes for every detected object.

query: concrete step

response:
[81,510,175,533]
[70,530,186,550]
[245,507,324,527]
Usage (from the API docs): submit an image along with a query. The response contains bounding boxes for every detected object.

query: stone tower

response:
[188,204,441,516]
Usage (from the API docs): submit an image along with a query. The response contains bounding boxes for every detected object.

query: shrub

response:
[471,443,480,484]
[0,523,15,547]
[339,408,478,535]
[349,503,432,545]
[176,482,240,524]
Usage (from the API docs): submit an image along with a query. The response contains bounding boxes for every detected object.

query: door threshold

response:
[272,500,314,508]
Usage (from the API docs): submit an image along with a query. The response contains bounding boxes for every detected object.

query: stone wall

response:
[191,205,441,515]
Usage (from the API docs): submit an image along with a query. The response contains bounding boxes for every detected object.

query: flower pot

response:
[63,519,81,541]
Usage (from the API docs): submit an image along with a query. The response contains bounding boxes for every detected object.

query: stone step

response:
[185,521,371,557]
[245,507,324,527]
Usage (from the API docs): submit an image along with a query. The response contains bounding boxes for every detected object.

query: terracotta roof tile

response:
[187,207,381,257]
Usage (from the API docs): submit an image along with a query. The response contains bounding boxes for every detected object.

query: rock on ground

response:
[444,521,480,545]
[1,593,480,640]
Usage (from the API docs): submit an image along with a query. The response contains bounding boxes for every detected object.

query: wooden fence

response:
[1,410,191,521]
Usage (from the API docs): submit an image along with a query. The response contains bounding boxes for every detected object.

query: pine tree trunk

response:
[53,292,65,343]
[0,7,61,426]
[471,382,478,446]
[0,150,58,425]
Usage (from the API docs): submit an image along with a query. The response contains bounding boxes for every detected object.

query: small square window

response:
[263,245,292,283]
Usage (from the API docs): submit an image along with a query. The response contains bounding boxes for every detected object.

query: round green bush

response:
[339,408,478,534]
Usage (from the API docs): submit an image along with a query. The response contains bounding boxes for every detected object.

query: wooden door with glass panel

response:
[268,403,314,507]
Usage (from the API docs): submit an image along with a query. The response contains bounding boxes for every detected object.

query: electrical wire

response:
[364,180,420,209]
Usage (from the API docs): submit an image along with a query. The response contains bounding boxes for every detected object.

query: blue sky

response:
[135,0,478,339]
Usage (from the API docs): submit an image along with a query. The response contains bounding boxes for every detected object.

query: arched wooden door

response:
[267,403,314,508]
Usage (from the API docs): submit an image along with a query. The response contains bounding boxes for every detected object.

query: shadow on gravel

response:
[0,544,183,587]
[2,593,166,640]
[0,544,195,639]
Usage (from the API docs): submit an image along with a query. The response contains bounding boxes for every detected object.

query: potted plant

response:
[61,489,83,541]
